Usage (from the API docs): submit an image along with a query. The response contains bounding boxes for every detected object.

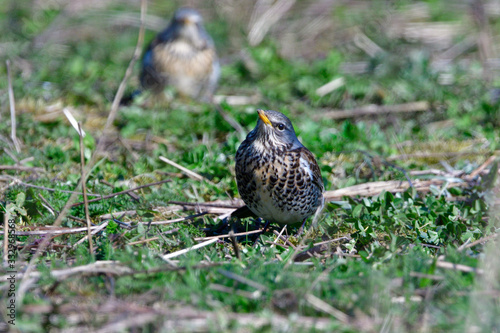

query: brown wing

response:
[298,147,324,193]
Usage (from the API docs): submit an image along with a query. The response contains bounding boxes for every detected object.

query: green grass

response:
[1,0,499,331]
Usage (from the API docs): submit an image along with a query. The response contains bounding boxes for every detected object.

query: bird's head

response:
[174,7,203,26]
[251,109,303,149]
[171,8,207,47]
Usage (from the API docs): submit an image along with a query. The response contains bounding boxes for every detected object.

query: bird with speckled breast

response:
[235,109,324,231]
[140,7,219,101]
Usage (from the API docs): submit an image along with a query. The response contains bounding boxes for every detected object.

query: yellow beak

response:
[257,109,272,127]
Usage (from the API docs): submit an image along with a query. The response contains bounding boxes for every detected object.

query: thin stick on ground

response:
[194,229,264,241]
[3,177,101,196]
[15,225,108,236]
[0,165,44,172]
[161,238,218,261]
[6,60,21,152]
[71,179,171,207]
[79,123,94,255]
[17,0,148,305]
[159,156,210,183]
[73,221,110,248]
[313,101,430,120]
[214,103,245,137]
[305,293,350,324]
[37,193,88,224]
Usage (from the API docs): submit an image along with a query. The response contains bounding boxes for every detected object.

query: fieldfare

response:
[140,7,219,101]
[235,109,324,231]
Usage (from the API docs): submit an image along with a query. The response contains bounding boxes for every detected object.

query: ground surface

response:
[1,0,500,332]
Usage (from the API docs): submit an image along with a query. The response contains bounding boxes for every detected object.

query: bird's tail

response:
[120,89,142,106]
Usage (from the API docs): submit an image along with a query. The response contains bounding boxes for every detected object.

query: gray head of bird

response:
[172,8,207,48]
[251,109,304,149]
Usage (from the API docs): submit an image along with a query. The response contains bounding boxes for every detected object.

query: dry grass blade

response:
[0,165,44,172]
[248,0,297,46]
[137,212,207,225]
[459,233,499,251]
[127,228,179,246]
[218,268,268,292]
[159,156,210,182]
[78,122,93,255]
[316,77,345,97]
[209,283,261,299]
[272,229,296,249]
[6,60,21,152]
[305,293,350,324]
[73,221,109,248]
[323,179,465,201]
[214,103,245,137]
[15,224,107,236]
[63,108,85,137]
[2,176,101,196]
[71,179,171,207]
[161,238,218,261]
[17,0,148,305]
[194,229,263,241]
[314,101,430,120]
[95,313,159,333]
[388,150,497,161]
[466,155,498,180]
[436,260,484,274]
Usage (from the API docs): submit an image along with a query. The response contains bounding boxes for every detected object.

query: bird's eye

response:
[276,124,285,131]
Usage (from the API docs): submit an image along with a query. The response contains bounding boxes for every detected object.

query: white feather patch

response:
[300,156,313,179]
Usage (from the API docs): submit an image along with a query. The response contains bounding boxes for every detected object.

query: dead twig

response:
[37,193,88,224]
[161,238,218,261]
[73,221,110,248]
[214,103,245,137]
[137,212,208,225]
[461,233,499,250]
[305,293,350,324]
[272,229,296,249]
[388,150,495,161]
[71,179,171,207]
[436,260,484,274]
[128,228,179,245]
[0,165,44,173]
[218,269,268,292]
[14,225,107,236]
[466,155,498,180]
[101,179,140,201]
[78,122,94,255]
[248,0,297,46]
[159,156,211,183]
[2,177,101,196]
[323,179,465,201]
[194,229,264,241]
[314,101,429,120]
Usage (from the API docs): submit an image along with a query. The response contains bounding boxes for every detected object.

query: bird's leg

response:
[296,218,308,237]
[261,220,271,233]
[252,219,270,247]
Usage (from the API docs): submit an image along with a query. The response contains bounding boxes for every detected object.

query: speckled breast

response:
[235,142,323,225]
[153,41,215,97]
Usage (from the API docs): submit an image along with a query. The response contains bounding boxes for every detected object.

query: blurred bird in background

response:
[234,109,325,233]
[140,7,220,102]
